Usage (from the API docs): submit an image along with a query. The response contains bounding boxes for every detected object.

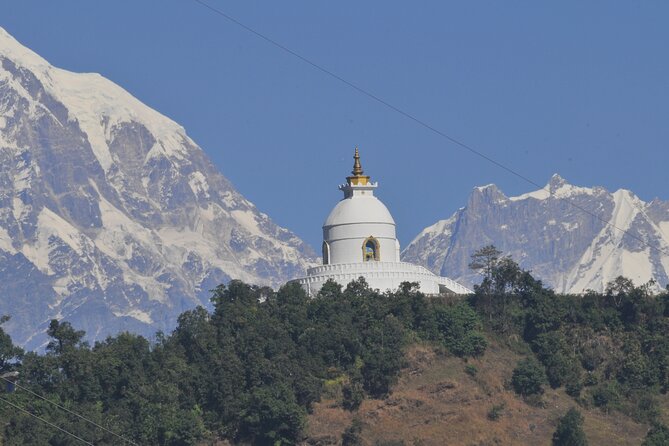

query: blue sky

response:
[2,1,668,249]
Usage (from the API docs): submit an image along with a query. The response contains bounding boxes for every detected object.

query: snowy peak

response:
[0,26,190,174]
[0,28,317,349]
[548,173,566,192]
[509,174,599,202]
[403,175,669,294]
[468,183,507,210]
[0,27,50,74]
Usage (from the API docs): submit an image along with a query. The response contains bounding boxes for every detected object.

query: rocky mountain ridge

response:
[0,27,317,349]
[402,174,669,294]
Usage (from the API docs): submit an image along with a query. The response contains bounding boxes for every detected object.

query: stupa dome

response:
[293,148,472,296]
[324,195,395,228]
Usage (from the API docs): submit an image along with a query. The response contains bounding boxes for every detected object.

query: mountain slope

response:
[402,175,669,294]
[0,27,317,349]
[304,343,655,445]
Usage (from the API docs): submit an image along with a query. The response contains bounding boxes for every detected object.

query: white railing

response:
[300,261,473,294]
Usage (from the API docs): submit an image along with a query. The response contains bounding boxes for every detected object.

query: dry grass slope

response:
[303,341,665,446]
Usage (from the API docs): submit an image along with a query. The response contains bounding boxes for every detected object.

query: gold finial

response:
[346,147,370,186]
[352,147,364,176]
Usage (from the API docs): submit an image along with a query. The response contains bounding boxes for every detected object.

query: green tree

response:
[342,417,364,446]
[618,338,653,389]
[523,294,564,341]
[238,385,305,445]
[662,289,669,317]
[512,357,547,397]
[46,319,86,354]
[591,381,620,410]
[469,245,502,314]
[469,245,502,282]
[361,315,405,398]
[532,332,580,389]
[434,301,487,357]
[552,408,588,446]
[342,372,364,411]
[605,276,635,303]
[490,256,523,295]
[0,315,22,372]
[643,423,669,446]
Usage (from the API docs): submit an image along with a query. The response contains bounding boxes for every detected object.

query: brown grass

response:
[302,340,664,446]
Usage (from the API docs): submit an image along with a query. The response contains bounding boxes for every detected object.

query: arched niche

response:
[362,236,380,262]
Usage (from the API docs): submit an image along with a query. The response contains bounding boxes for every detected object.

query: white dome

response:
[324,196,395,228]
[320,149,398,265]
[293,148,473,297]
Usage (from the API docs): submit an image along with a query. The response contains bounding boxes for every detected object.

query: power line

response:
[189,0,669,259]
[0,375,137,445]
[0,396,94,446]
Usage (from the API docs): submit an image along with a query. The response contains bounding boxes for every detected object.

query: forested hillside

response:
[1,248,669,445]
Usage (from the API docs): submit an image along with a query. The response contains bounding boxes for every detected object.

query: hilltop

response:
[304,342,663,445]
[2,252,669,445]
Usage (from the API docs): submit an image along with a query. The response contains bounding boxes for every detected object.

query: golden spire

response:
[351,147,364,176]
[346,147,370,186]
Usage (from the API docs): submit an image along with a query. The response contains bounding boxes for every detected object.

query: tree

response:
[434,301,487,357]
[469,245,502,281]
[643,423,669,446]
[490,256,523,295]
[342,372,364,411]
[591,382,620,410]
[0,315,22,372]
[605,276,635,298]
[552,408,588,446]
[512,357,547,396]
[469,247,533,332]
[524,294,564,341]
[532,332,580,389]
[238,385,305,445]
[342,417,363,446]
[46,319,86,354]
[21,274,669,445]
[361,315,405,398]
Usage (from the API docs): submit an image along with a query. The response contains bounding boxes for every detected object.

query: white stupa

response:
[295,149,471,296]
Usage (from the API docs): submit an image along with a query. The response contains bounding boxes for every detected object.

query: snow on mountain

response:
[0,27,317,349]
[402,174,669,294]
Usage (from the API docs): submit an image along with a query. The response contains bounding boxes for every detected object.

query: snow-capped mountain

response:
[402,174,669,294]
[0,27,317,349]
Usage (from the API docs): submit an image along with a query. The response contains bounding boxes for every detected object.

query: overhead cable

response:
[190,0,669,259]
[0,396,94,446]
[0,375,137,445]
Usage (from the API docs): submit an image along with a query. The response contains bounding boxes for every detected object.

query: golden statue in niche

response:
[362,236,380,262]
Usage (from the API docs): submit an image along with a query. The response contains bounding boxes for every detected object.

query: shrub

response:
[342,418,363,446]
[342,376,364,411]
[487,403,505,421]
[512,357,547,396]
[465,364,478,377]
[565,379,583,398]
[552,408,588,446]
[591,382,620,409]
[632,392,661,423]
[583,373,598,387]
